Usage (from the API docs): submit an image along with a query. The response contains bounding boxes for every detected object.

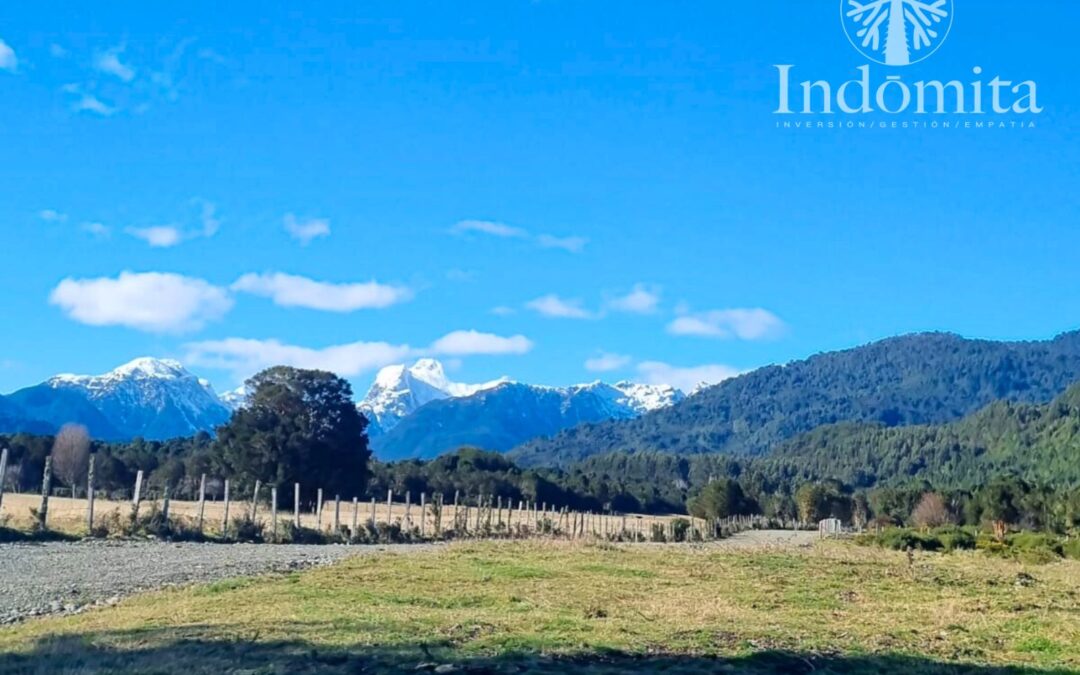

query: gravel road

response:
[0,540,436,625]
[710,529,821,549]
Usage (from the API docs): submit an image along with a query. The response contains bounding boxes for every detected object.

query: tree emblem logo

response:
[842,0,953,66]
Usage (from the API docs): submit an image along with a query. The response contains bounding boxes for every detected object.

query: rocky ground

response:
[0,540,437,625]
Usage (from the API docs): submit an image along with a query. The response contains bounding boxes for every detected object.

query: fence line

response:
[0,459,800,543]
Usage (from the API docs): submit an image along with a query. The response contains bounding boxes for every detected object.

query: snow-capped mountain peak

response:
[359,359,510,435]
[219,385,249,411]
[51,357,190,387]
[41,357,230,440]
[611,381,686,413]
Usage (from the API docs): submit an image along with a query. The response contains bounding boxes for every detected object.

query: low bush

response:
[272,521,334,544]
[868,527,1074,563]
[932,525,977,552]
[229,516,265,543]
[877,528,942,552]
[671,518,691,543]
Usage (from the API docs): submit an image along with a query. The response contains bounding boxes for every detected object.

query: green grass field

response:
[1,540,1078,674]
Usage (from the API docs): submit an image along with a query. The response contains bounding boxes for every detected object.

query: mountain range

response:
[1,358,231,440]
[0,357,684,447]
[366,368,686,461]
[4,331,1080,466]
[508,331,1080,466]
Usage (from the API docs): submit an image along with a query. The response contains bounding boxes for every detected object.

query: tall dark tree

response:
[688,478,751,520]
[213,367,370,503]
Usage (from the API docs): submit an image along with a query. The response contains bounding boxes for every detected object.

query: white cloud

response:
[49,271,233,333]
[429,330,533,356]
[526,294,592,319]
[667,308,786,340]
[39,210,68,223]
[608,284,661,314]
[0,40,17,72]
[73,93,116,116]
[126,225,183,248]
[81,222,111,238]
[232,272,413,312]
[184,329,532,380]
[584,352,632,373]
[284,214,330,245]
[636,361,742,393]
[536,234,588,253]
[197,200,220,236]
[490,306,516,316]
[185,338,413,379]
[94,47,135,82]
[451,219,528,238]
[452,219,586,253]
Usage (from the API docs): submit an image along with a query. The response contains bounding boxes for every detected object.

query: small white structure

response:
[818,517,843,538]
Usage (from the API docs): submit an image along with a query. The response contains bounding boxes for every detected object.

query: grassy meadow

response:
[0,540,1078,674]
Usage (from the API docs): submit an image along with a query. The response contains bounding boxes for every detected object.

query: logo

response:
[772,0,1042,122]
[842,0,953,66]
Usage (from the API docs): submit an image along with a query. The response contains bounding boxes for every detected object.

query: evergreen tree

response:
[213,366,370,503]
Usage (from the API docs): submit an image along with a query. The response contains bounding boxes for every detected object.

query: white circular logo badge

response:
[842,0,954,66]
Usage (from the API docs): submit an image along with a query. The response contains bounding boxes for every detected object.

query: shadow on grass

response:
[0,627,1074,675]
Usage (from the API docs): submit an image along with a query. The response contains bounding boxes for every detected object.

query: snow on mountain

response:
[21,357,231,440]
[571,381,686,416]
[370,378,686,461]
[218,385,249,412]
[358,360,686,460]
[358,358,509,435]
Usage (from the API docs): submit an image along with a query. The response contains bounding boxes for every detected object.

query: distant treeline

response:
[4,432,1079,535]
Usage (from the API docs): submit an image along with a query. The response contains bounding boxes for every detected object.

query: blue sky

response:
[0,1,1078,396]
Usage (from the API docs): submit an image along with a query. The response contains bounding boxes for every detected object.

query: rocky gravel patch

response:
[0,540,437,625]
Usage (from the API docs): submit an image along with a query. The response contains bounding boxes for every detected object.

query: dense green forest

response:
[762,381,1080,489]
[509,331,1080,466]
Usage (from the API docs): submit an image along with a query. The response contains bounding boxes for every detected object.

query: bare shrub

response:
[52,424,90,497]
[912,492,952,529]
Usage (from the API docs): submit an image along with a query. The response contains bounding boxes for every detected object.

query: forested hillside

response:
[761,381,1080,489]
[510,331,1080,466]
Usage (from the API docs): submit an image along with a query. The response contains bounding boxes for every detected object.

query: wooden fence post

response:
[131,469,144,522]
[86,454,96,534]
[316,488,324,530]
[197,473,206,533]
[222,479,230,537]
[386,489,393,526]
[250,480,261,522]
[0,447,8,516]
[435,493,443,536]
[419,493,426,538]
[351,497,359,540]
[294,483,301,528]
[369,497,376,529]
[405,491,412,529]
[334,494,341,533]
[161,485,171,527]
[271,486,279,542]
[38,456,52,530]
